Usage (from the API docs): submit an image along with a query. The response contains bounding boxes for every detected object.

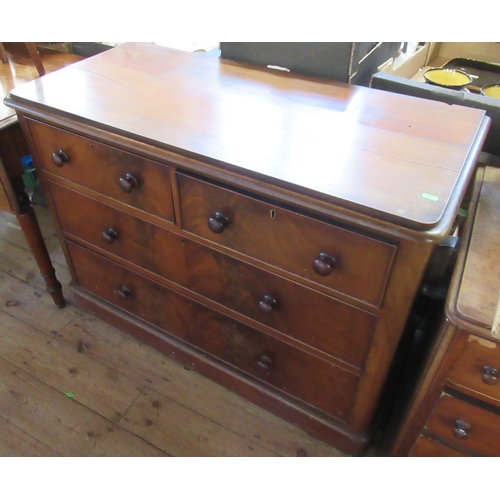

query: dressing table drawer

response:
[425,393,500,457]
[447,334,500,405]
[27,119,174,222]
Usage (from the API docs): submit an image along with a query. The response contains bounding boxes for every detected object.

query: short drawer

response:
[27,119,174,222]
[177,172,396,306]
[447,335,500,405]
[67,241,360,421]
[425,393,500,457]
[184,239,376,368]
[410,435,467,457]
[48,182,186,286]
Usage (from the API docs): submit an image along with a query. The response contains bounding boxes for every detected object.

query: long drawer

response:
[184,239,377,368]
[177,172,396,306]
[425,393,500,456]
[27,119,174,222]
[47,181,187,286]
[66,240,360,420]
[447,335,500,405]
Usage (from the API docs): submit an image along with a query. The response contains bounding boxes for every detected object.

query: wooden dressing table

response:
[0,111,64,308]
[391,166,500,456]
[4,43,490,454]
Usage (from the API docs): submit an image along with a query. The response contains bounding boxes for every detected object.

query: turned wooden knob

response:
[313,252,336,277]
[259,295,278,314]
[208,212,230,234]
[257,353,274,370]
[116,285,131,300]
[452,418,471,440]
[102,227,119,244]
[51,150,70,167]
[481,366,498,385]
[118,174,139,193]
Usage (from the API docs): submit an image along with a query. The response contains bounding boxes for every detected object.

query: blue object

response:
[20,155,37,188]
[21,154,34,171]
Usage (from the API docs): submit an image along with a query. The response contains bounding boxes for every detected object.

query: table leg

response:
[16,206,65,308]
[15,185,65,308]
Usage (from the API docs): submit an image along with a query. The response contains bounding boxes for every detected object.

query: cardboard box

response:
[220,42,401,86]
[372,42,500,158]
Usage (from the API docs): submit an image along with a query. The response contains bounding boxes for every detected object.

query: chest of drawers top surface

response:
[5,42,489,233]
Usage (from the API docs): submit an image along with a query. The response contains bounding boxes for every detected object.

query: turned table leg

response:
[15,205,65,308]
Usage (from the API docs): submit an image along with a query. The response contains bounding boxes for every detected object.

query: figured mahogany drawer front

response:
[27,119,174,222]
[447,335,500,405]
[66,241,360,421]
[184,239,376,368]
[177,173,396,306]
[425,393,500,457]
[48,182,186,286]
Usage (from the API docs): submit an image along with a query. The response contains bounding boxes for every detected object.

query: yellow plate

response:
[481,84,500,99]
[423,68,472,89]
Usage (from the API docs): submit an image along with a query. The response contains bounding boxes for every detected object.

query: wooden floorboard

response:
[0,42,346,457]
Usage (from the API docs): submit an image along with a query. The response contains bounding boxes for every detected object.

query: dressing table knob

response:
[259,295,278,314]
[481,366,498,385]
[102,227,119,244]
[257,353,274,371]
[313,252,336,277]
[116,285,131,300]
[119,174,139,193]
[452,418,471,440]
[51,150,70,167]
[208,212,230,234]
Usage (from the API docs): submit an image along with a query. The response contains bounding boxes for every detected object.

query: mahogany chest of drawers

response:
[5,43,490,455]
[391,166,500,456]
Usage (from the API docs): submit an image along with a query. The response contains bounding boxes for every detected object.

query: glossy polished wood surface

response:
[1,43,82,122]
[6,42,489,231]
